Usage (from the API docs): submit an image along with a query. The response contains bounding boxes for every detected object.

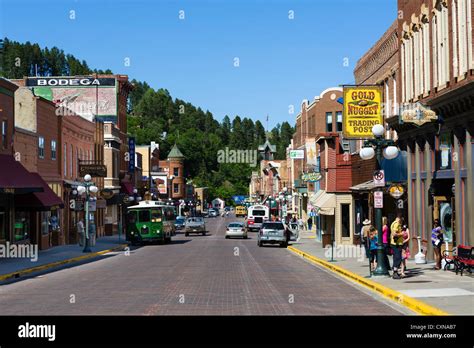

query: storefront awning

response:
[350,180,376,192]
[15,173,64,211]
[0,155,43,194]
[313,191,336,215]
[309,190,325,205]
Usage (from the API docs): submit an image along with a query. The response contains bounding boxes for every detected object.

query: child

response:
[369,227,378,272]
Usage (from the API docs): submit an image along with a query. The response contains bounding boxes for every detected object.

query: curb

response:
[287,245,449,316]
[0,244,129,282]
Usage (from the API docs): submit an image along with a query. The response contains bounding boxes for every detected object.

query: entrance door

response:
[433,196,454,252]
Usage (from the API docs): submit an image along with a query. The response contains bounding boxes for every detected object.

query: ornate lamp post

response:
[77,174,98,253]
[359,124,399,276]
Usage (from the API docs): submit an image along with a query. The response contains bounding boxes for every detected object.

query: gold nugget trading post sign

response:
[343,86,383,139]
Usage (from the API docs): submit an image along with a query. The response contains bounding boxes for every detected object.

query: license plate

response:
[269,232,279,236]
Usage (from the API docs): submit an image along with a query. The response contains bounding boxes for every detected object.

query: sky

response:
[1,0,397,128]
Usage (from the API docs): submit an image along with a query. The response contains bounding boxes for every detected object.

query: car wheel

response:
[225,236,229,239]
[185,232,189,237]
[202,231,206,236]
[281,242,288,248]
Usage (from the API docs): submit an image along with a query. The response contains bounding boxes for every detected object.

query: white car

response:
[225,222,247,239]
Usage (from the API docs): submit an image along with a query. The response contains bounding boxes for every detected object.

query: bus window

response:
[138,210,151,222]
[127,211,137,224]
[151,209,162,223]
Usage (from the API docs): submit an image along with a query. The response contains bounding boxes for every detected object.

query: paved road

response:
[0,215,402,315]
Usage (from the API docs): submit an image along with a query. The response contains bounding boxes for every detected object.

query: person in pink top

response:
[382,216,391,270]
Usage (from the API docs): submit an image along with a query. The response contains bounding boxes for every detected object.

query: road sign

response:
[374,191,383,208]
[373,170,385,187]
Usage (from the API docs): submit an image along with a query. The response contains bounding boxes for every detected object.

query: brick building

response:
[388,0,474,257]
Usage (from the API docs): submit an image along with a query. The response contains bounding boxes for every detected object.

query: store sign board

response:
[343,86,383,139]
[301,172,322,182]
[399,102,438,126]
[289,150,304,159]
[79,164,107,178]
[388,184,404,199]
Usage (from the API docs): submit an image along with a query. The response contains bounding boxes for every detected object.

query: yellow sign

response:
[343,86,383,139]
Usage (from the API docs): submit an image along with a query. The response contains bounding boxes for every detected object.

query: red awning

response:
[0,155,43,194]
[15,173,64,211]
[120,181,134,195]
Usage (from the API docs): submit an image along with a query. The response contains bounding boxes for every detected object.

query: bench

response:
[455,245,474,276]
[444,245,474,276]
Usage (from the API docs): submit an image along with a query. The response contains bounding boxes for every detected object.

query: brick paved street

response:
[0,215,402,315]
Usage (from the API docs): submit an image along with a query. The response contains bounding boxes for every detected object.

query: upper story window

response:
[38,137,45,159]
[64,143,67,177]
[1,120,7,149]
[51,140,57,160]
[326,112,333,132]
[173,167,179,177]
[336,112,343,132]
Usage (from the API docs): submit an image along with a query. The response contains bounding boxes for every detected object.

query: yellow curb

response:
[287,245,449,316]
[0,244,128,282]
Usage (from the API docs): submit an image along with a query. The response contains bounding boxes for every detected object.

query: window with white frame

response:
[51,140,57,160]
[455,0,471,77]
[435,2,450,87]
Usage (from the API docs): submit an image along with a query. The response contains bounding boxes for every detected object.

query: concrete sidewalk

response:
[0,235,128,281]
[289,235,474,315]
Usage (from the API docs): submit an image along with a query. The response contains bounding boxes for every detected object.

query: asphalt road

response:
[0,214,402,315]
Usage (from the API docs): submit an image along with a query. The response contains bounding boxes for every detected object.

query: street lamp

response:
[77,174,98,253]
[359,124,399,276]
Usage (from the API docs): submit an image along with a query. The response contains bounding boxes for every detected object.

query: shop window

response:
[0,212,5,241]
[436,133,452,170]
[341,204,350,238]
[14,211,29,242]
[41,211,51,235]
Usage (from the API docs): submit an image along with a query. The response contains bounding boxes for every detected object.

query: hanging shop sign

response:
[399,102,438,126]
[343,86,383,139]
[301,172,322,182]
[79,164,107,178]
[388,184,404,199]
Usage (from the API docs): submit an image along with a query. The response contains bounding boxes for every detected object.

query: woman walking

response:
[382,216,391,270]
[431,219,444,270]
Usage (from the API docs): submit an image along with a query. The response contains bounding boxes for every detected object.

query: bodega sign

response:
[343,86,383,139]
[26,77,116,87]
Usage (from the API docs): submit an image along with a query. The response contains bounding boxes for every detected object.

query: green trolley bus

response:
[126,201,176,245]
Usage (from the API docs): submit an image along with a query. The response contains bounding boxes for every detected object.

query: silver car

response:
[184,217,206,236]
[225,222,247,239]
[257,222,287,248]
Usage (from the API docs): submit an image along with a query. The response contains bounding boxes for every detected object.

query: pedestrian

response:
[431,219,444,270]
[297,217,305,231]
[307,216,313,231]
[369,227,378,272]
[77,218,85,245]
[390,214,404,279]
[400,224,410,277]
[361,219,371,259]
[382,216,391,270]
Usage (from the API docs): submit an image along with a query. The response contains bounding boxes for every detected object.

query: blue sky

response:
[1,0,397,128]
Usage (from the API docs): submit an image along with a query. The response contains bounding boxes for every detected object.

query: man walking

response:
[390,214,404,279]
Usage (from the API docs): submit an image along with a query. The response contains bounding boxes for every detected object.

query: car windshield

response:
[263,222,284,230]
[228,223,243,228]
[187,218,203,223]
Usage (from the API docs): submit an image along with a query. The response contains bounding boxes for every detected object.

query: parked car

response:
[257,222,287,248]
[185,217,206,236]
[174,216,186,231]
[225,222,247,239]
[208,209,218,217]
